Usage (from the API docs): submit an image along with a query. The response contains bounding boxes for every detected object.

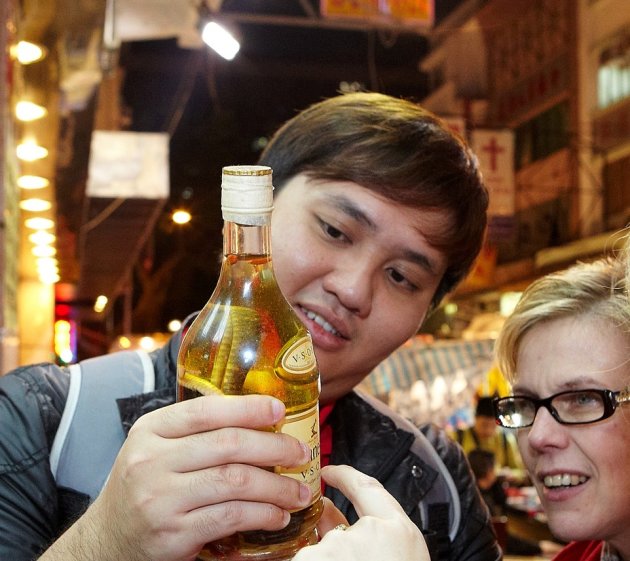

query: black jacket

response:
[0,333,500,561]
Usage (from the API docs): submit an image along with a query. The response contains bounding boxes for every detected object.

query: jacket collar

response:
[327,391,438,522]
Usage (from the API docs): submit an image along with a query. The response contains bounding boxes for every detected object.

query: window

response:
[514,102,569,168]
[598,34,630,109]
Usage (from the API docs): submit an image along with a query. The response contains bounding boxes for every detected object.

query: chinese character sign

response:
[321,0,434,27]
[470,129,515,217]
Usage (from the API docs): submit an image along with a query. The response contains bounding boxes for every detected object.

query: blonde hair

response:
[495,232,630,383]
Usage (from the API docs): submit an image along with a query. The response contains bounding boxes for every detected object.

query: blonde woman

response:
[493,234,630,561]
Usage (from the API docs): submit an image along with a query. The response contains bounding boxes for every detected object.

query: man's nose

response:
[322,261,373,317]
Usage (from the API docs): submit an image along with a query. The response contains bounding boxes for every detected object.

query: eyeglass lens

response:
[497,390,608,427]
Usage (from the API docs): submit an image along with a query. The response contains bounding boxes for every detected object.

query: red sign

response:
[321,0,434,27]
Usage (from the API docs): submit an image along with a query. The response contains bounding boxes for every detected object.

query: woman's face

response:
[513,314,630,552]
[271,174,450,404]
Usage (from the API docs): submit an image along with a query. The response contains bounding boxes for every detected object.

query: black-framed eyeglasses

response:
[493,387,630,429]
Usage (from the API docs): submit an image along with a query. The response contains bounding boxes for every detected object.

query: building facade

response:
[419,0,630,328]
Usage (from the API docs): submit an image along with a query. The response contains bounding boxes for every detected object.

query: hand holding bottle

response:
[294,465,431,561]
[40,395,313,561]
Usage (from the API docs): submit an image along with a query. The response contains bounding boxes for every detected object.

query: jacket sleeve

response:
[421,424,502,561]
[0,363,70,561]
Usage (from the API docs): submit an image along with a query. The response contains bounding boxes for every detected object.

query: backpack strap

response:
[410,428,461,543]
[50,350,155,501]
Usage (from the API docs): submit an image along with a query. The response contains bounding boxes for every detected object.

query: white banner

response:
[87,131,169,199]
[470,129,515,217]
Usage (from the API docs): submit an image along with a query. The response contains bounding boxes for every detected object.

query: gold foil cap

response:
[221,165,273,225]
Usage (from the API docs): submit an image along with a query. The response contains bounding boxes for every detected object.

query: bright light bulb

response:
[20,198,52,212]
[139,336,156,351]
[17,141,48,161]
[15,101,47,121]
[94,295,108,313]
[40,270,60,284]
[32,245,57,257]
[172,209,191,224]
[29,230,56,245]
[25,217,54,230]
[168,319,182,332]
[201,22,240,60]
[118,336,132,349]
[36,257,58,271]
[13,41,46,64]
[18,175,49,189]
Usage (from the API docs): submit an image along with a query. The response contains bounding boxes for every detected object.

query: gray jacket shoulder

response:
[0,362,71,451]
[0,362,71,560]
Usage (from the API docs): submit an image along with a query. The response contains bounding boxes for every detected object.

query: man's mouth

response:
[301,307,341,337]
[543,474,588,488]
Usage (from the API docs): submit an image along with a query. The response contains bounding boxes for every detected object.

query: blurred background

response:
[2,0,630,412]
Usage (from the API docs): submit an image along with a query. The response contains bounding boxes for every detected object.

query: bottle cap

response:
[221,165,274,225]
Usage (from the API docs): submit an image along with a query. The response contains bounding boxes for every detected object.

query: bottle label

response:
[281,336,316,374]
[277,404,321,502]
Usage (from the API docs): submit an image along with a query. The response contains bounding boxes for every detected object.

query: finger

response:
[175,464,312,512]
[170,427,310,472]
[185,500,292,546]
[136,394,285,438]
[321,465,408,519]
[316,498,348,536]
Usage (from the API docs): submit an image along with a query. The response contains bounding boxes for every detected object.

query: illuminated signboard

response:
[320,0,434,28]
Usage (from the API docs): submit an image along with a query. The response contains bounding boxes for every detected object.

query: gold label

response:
[277,404,321,501]
[281,336,316,374]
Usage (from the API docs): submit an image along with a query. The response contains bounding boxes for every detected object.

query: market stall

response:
[360,337,496,430]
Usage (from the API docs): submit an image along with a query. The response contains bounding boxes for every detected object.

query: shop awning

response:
[363,337,495,396]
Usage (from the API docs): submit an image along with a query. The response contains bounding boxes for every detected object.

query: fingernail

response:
[271,399,285,421]
[300,442,311,463]
[282,510,291,527]
[299,483,311,503]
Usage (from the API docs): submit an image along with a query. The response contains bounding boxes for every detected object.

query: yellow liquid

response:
[177,257,322,560]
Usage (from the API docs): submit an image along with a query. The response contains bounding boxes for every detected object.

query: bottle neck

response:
[223,216,271,258]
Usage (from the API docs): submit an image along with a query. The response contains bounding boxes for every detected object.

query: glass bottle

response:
[177,165,323,561]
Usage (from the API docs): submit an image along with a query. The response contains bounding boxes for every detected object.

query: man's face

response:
[271,174,450,403]
[474,416,498,440]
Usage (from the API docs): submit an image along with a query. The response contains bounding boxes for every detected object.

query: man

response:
[0,92,499,561]
[453,396,525,482]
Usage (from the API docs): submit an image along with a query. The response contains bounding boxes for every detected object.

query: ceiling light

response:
[117,336,132,349]
[36,257,59,274]
[15,101,47,121]
[25,217,55,230]
[39,271,60,285]
[172,209,191,224]
[94,295,108,313]
[18,175,49,189]
[19,198,52,212]
[201,22,240,60]
[17,141,48,161]
[32,245,57,258]
[13,41,47,64]
[29,230,56,245]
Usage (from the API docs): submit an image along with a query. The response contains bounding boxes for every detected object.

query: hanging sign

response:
[470,129,515,217]
[320,0,434,28]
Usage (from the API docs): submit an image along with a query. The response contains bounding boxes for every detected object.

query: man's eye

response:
[387,268,418,291]
[320,220,347,241]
